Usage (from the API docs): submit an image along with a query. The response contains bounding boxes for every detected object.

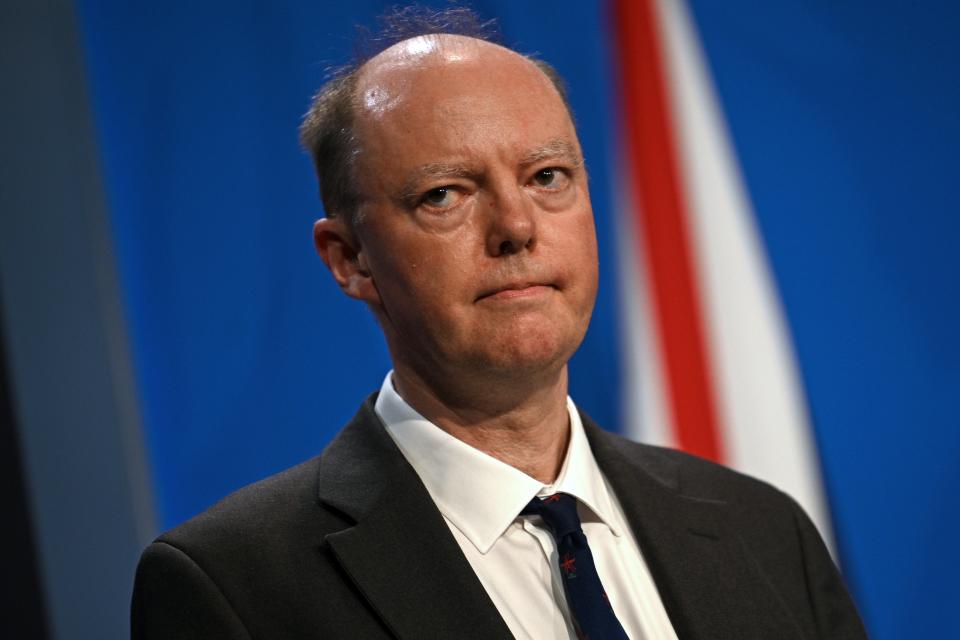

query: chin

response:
[475,325,582,378]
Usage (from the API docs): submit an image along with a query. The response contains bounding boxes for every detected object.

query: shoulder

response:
[134,452,358,624]
[595,427,791,502]
[132,404,402,638]
[595,430,867,637]
[141,396,388,573]
[133,457,333,638]
[156,396,386,554]
[589,426,809,532]
[156,455,334,555]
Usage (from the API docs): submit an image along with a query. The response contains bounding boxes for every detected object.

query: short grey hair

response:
[298,5,572,227]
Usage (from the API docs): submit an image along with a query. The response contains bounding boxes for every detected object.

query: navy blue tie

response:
[523,493,630,640]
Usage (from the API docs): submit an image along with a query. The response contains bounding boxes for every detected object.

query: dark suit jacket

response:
[132,395,867,639]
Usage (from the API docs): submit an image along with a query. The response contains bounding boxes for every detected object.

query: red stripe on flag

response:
[613,0,724,462]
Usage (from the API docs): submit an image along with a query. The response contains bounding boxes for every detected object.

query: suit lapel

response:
[315,397,806,639]
[583,414,805,640]
[316,397,513,640]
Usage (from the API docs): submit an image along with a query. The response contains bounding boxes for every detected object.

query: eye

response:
[531,167,570,190]
[421,186,460,209]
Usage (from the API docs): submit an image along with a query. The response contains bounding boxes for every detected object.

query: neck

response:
[390,363,571,484]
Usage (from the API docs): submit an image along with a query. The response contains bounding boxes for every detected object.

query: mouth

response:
[475,282,557,302]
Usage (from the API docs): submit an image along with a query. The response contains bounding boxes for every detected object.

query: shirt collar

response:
[548,397,623,539]
[374,372,622,554]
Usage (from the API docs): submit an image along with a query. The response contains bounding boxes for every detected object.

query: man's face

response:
[347,36,598,385]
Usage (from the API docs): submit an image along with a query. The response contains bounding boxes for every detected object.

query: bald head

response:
[357,34,560,117]
[300,29,573,226]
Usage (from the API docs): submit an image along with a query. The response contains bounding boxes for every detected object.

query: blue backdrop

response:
[75,2,959,638]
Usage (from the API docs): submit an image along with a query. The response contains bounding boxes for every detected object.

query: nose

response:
[485,184,536,257]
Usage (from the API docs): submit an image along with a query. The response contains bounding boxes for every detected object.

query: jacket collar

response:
[316,395,514,640]
[317,397,803,640]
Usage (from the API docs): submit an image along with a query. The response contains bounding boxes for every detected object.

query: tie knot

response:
[522,493,583,539]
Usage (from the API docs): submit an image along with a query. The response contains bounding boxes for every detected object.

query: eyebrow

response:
[518,138,584,169]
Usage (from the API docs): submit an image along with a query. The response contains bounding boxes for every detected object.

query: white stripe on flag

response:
[617,173,676,450]
[652,0,835,550]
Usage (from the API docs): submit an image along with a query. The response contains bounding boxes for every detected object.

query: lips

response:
[475,281,556,302]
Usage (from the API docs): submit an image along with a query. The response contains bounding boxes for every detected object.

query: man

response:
[132,10,867,640]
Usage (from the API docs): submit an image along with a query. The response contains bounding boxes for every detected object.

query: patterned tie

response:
[523,493,630,640]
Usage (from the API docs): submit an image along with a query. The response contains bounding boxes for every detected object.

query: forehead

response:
[352,36,578,171]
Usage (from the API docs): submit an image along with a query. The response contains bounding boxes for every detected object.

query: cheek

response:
[555,209,599,274]
[369,227,478,311]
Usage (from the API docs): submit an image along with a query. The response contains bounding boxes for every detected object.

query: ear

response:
[313,217,381,305]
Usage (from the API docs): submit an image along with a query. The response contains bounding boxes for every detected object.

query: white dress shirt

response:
[374,372,679,640]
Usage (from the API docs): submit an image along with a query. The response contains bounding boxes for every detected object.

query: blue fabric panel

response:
[686,2,960,638]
